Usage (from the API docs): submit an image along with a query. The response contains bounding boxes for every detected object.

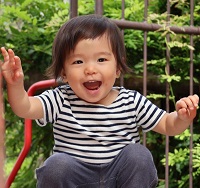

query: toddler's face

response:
[62,34,120,105]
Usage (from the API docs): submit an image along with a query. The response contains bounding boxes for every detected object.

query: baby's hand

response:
[0,47,24,86]
[176,94,199,122]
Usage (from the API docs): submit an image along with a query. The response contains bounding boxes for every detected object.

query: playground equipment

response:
[5,79,58,188]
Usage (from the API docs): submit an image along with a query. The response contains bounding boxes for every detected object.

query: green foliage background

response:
[0,0,200,187]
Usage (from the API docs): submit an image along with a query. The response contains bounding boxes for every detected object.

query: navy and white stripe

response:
[36,85,166,164]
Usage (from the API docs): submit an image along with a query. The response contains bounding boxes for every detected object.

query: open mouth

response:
[83,81,102,90]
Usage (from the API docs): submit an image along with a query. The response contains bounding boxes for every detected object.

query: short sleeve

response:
[35,89,60,126]
[134,91,166,132]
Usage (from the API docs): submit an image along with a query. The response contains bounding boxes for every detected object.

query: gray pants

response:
[36,143,158,188]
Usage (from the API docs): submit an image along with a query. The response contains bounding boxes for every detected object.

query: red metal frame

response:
[6,79,57,188]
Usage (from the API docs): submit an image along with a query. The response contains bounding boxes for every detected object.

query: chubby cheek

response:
[66,72,82,86]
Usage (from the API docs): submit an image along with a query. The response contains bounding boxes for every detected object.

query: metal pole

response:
[165,1,171,187]
[120,0,125,87]
[142,0,148,147]
[112,19,200,35]
[70,0,78,19]
[95,0,103,15]
[189,0,194,187]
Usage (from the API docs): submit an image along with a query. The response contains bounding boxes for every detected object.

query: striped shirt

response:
[36,85,166,164]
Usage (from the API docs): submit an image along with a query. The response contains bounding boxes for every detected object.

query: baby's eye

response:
[73,60,83,64]
[98,58,106,62]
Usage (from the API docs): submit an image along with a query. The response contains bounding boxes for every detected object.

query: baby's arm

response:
[153,94,199,136]
[1,47,43,119]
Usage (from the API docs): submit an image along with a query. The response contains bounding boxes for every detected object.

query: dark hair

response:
[46,14,131,79]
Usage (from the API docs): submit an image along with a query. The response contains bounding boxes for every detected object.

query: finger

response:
[193,94,199,105]
[1,47,16,67]
[14,56,23,72]
[7,49,16,66]
[1,47,9,63]
[188,95,199,108]
[176,99,188,111]
[183,97,195,110]
[178,107,190,117]
[177,96,197,111]
[177,104,197,121]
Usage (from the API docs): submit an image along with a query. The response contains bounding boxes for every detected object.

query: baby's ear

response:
[116,69,121,78]
[61,70,67,83]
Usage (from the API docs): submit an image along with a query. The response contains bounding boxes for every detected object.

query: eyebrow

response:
[69,51,112,59]
[97,52,112,56]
